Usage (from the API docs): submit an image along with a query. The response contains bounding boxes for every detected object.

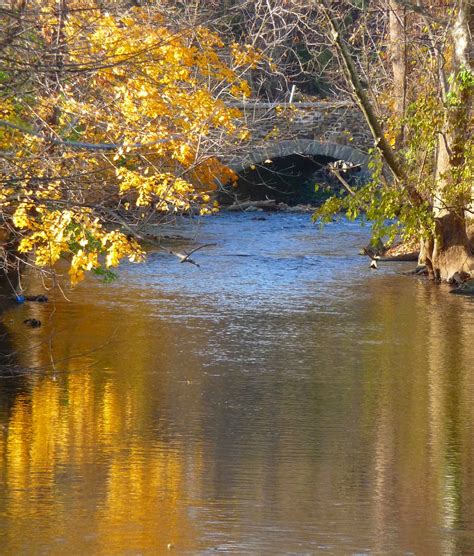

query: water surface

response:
[0,213,473,555]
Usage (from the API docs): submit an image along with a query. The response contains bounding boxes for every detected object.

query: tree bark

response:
[427,0,474,281]
[388,0,407,147]
[320,0,424,207]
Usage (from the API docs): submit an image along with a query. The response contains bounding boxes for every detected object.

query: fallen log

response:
[361,246,419,270]
[225,199,277,212]
[361,241,420,263]
[402,265,428,276]
[377,252,419,262]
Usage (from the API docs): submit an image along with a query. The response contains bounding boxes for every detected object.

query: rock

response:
[24,318,41,328]
[450,279,474,296]
[25,294,48,302]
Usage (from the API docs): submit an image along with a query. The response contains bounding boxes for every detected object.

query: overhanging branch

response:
[319,0,425,207]
[0,119,178,151]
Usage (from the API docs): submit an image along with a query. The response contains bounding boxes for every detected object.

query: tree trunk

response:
[426,0,474,281]
[431,213,473,280]
[388,0,407,147]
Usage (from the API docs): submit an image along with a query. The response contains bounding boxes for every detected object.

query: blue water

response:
[0,213,473,555]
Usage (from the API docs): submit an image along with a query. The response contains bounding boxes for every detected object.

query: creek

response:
[0,212,473,555]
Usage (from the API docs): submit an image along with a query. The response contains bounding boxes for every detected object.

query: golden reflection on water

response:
[0,295,204,554]
[0,270,473,554]
[0,361,199,554]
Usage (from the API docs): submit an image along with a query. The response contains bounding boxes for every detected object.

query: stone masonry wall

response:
[222,101,373,172]
[233,101,372,151]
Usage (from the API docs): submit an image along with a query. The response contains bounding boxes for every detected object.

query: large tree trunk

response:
[388,0,407,147]
[321,0,472,282]
[431,213,473,280]
[426,0,474,281]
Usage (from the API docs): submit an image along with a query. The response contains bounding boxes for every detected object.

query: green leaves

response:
[92,267,117,283]
[313,144,435,248]
[446,66,474,106]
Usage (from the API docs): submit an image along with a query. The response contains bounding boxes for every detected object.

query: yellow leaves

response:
[240,81,252,98]
[230,80,252,99]
[117,168,196,211]
[238,128,250,141]
[12,203,32,229]
[118,16,135,28]
[2,2,252,286]
[0,187,14,205]
[13,205,145,285]
[102,231,144,269]
[199,205,218,216]
[230,43,262,70]
[172,143,194,165]
[70,250,99,285]
[195,26,224,49]
[0,98,13,119]
[70,231,144,285]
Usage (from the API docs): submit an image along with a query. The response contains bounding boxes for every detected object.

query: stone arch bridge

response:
[222,100,372,173]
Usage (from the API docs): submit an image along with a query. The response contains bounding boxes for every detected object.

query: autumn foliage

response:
[0,1,259,284]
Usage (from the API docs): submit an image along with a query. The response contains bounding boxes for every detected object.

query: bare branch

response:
[0,119,178,151]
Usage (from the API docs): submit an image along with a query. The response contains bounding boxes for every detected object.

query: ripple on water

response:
[1,213,473,556]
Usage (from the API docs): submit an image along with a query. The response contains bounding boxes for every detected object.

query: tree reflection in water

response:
[0,215,473,554]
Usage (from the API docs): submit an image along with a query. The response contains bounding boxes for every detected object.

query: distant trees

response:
[316,0,473,281]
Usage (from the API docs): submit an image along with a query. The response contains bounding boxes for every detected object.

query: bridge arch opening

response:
[220,141,369,206]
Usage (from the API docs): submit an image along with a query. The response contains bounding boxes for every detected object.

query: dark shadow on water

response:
[0,278,31,420]
[219,153,365,206]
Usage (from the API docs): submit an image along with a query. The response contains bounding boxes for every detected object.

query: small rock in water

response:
[26,294,48,303]
[24,318,41,328]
